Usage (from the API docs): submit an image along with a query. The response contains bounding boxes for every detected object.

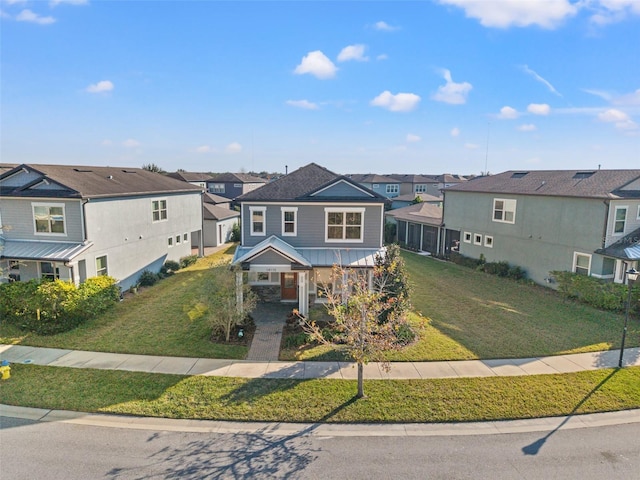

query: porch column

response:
[236,271,244,315]
[297,271,309,317]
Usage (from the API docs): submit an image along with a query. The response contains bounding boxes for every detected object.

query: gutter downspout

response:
[199,191,204,257]
[602,199,610,250]
[440,190,447,256]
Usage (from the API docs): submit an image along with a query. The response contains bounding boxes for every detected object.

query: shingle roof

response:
[0,164,203,199]
[203,203,240,221]
[386,202,443,226]
[445,169,640,199]
[167,171,214,182]
[203,192,230,204]
[209,172,266,183]
[393,193,442,202]
[348,173,400,184]
[388,174,438,183]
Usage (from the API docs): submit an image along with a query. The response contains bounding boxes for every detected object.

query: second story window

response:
[281,207,297,236]
[33,203,66,235]
[210,183,225,194]
[250,206,266,236]
[415,184,427,193]
[493,198,516,224]
[152,200,167,222]
[614,206,627,235]
[325,208,364,242]
[386,184,399,194]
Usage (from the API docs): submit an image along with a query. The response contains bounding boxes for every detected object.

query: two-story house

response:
[347,174,402,199]
[442,169,640,285]
[166,171,214,190]
[207,172,266,200]
[0,164,203,290]
[231,163,388,316]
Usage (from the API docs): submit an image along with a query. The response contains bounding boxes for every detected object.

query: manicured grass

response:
[281,252,640,361]
[0,245,248,359]
[1,364,639,423]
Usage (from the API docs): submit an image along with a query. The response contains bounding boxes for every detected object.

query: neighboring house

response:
[206,172,266,200]
[388,174,438,197]
[166,171,214,190]
[201,194,240,248]
[0,164,203,290]
[385,202,444,256]
[390,192,443,210]
[348,174,402,199]
[443,169,640,285]
[231,163,388,316]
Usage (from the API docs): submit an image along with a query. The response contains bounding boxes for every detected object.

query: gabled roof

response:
[209,172,266,184]
[388,174,438,183]
[167,171,214,182]
[595,227,640,260]
[445,169,640,199]
[232,235,312,267]
[348,173,400,184]
[385,202,443,226]
[203,192,230,204]
[393,193,442,203]
[0,164,203,199]
[203,203,240,221]
[235,163,386,203]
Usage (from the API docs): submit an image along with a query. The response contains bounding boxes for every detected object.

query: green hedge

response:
[0,276,120,335]
[551,270,640,314]
[450,253,527,281]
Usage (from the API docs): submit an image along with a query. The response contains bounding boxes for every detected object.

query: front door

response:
[281,272,298,300]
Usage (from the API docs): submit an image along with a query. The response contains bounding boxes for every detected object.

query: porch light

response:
[619,268,638,368]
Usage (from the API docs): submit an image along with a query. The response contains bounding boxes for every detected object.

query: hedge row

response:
[0,276,120,335]
[449,253,527,281]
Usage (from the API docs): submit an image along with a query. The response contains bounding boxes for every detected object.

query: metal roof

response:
[0,239,93,262]
[595,227,640,260]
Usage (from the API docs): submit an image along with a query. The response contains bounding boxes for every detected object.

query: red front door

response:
[281,272,298,300]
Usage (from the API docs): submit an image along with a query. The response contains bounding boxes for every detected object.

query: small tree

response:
[299,263,406,398]
[202,264,257,342]
[142,163,166,174]
[374,243,411,324]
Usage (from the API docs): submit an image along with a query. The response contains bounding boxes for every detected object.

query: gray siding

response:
[0,198,84,241]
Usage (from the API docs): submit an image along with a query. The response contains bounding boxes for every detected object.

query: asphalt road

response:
[2,416,639,479]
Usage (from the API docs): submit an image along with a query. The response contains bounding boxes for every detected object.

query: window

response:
[484,236,494,248]
[210,183,225,194]
[96,256,108,276]
[325,208,364,242]
[474,234,482,245]
[168,237,173,247]
[386,184,399,194]
[183,233,188,242]
[573,252,591,276]
[614,206,627,235]
[415,184,427,193]
[493,198,516,224]
[234,183,242,188]
[40,262,60,280]
[176,235,181,244]
[372,184,379,189]
[33,203,66,235]
[463,232,472,243]
[152,200,167,222]
[250,207,266,236]
[637,205,640,220]
[281,207,297,236]
[257,272,270,282]
[9,261,20,282]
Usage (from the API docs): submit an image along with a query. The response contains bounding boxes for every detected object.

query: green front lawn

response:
[2,364,639,423]
[281,252,639,361]
[0,245,248,359]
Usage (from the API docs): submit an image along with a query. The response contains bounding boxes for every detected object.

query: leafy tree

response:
[202,264,257,342]
[411,195,423,204]
[297,263,407,398]
[374,243,411,324]
[142,163,166,174]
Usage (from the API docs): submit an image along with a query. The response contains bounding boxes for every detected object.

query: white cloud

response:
[195,145,213,153]
[589,0,640,25]
[450,127,460,137]
[122,139,140,148]
[294,50,337,79]
[16,9,55,24]
[520,65,562,96]
[376,54,389,61]
[614,89,640,106]
[337,44,369,62]
[406,133,421,143]
[582,88,613,101]
[527,103,551,115]
[86,80,114,93]
[286,99,319,110]
[518,124,537,131]
[438,0,578,29]
[373,20,399,31]
[465,143,479,150]
[370,90,421,112]
[431,69,472,105]
[225,142,242,154]
[598,108,638,130]
[497,106,519,119]
[50,0,89,6]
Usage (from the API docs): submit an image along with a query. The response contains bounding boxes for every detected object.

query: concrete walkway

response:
[246,303,290,361]
[1,344,638,379]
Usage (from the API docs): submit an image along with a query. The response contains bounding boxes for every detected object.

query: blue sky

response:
[1,0,639,175]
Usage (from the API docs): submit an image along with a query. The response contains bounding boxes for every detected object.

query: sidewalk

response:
[1,344,638,380]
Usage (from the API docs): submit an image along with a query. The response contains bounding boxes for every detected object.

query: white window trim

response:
[95,255,108,276]
[484,235,494,248]
[210,183,225,193]
[386,184,399,194]
[463,231,472,243]
[573,252,592,276]
[372,184,379,189]
[281,207,298,236]
[415,184,427,193]
[492,198,516,224]
[324,207,365,243]
[473,234,482,245]
[250,206,267,236]
[168,237,173,247]
[176,234,181,244]
[613,206,628,236]
[183,232,188,242]
[32,202,67,236]
[152,199,168,223]
[637,205,640,220]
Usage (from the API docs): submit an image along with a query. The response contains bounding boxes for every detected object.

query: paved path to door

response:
[246,303,291,361]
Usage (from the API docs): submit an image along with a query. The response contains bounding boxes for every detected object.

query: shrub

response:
[138,270,160,287]
[283,332,310,348]
[179,255,198,268]
[230,222,241,242]
[77,276,120,316]
[384,222,397,244]
[0,280,40,327]
[160,260,180,276]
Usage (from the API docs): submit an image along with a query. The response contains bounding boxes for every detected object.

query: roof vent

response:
[107,175,113,180]
[511,172,529,178]
[573,171,595,179]
[73,168,93,173]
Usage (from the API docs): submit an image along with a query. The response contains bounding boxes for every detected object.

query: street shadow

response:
[593,346,640,369]
[521,369,619,456]
[106,396,358,479]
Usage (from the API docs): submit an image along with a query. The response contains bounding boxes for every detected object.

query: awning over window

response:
[0,239,93,262]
